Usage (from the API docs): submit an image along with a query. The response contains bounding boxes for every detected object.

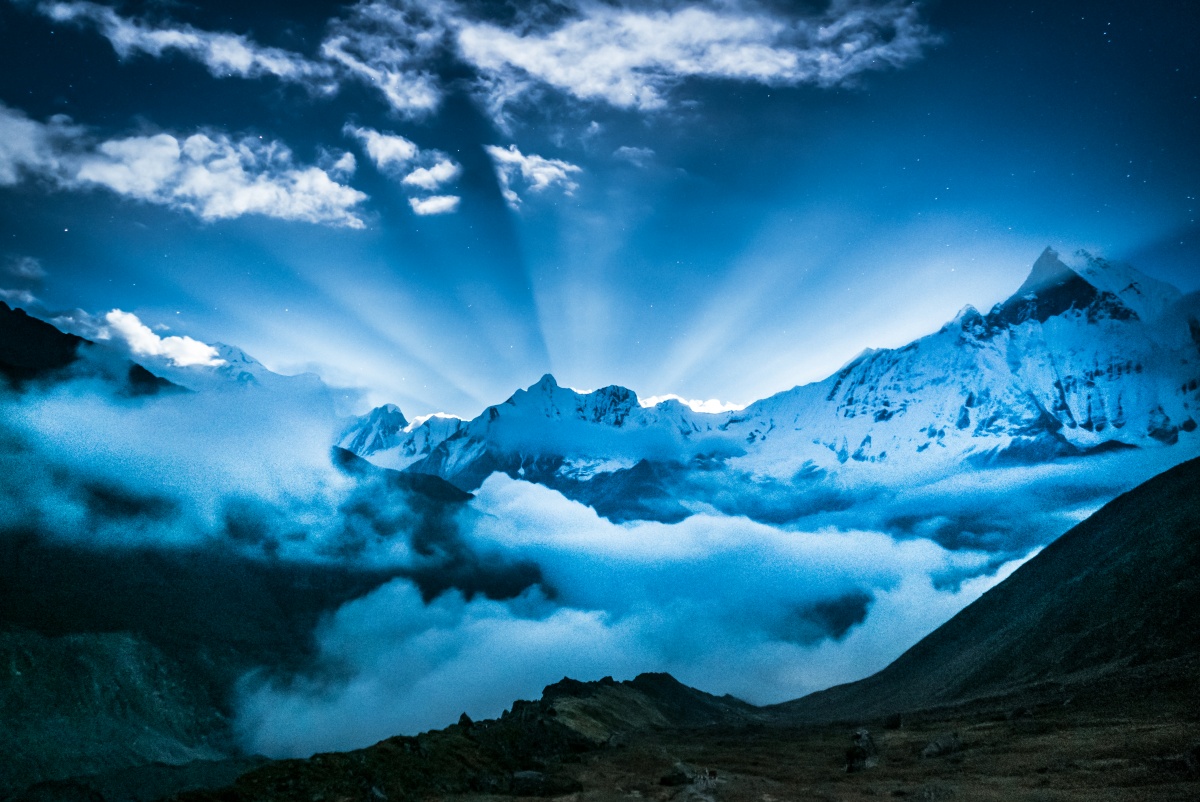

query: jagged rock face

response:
[339,249,1200,509]
[337,403,409,455]
[0,630,230,794]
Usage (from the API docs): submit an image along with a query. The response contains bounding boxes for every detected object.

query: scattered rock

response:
[921,733,962,759]
[510,770,582,797]
[845,728,878,772]
[659,770,693,787]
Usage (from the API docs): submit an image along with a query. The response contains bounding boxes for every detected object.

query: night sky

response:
[1,0,1197,416]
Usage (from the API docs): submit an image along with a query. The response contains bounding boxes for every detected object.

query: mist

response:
[3,365,1195,763]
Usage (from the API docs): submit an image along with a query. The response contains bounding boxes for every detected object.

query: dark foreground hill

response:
[0,302,178,396]
[777,454,1200,723]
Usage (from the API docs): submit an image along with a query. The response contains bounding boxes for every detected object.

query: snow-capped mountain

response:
[342,248,1200,521]
[141,342,328,394]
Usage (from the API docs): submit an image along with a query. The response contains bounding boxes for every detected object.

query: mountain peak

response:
[339,403,410,455]
[1014,246,1079,298]
[536,373,559,390]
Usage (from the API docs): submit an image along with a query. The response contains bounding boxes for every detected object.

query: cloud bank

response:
[238,473,1034,757]
[3,343,1186,762]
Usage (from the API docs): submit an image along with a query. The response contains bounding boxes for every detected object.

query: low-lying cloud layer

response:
[4,340,1192,761]
[239,473,1036,756]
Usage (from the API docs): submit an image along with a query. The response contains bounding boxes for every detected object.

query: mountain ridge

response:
[341,248,1200,525]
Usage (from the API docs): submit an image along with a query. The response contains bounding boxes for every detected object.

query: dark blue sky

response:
[1,0,1197,415]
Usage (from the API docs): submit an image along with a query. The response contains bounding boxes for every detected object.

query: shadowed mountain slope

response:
[777,455,1200,722]
[0,301,177,395]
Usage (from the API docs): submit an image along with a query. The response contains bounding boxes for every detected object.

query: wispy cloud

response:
[0,103,367,228]
[0,288,38,305]
[485,144,581,208]
[5,255,47,280]
[31,2,937,124]
[0,104,77,185]
[320,0,449,116]
[41,1,336,88]
[456,1,938,113]
[613,145,655,167]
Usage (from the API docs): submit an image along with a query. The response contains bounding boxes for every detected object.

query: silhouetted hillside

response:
[778,455,1200,721]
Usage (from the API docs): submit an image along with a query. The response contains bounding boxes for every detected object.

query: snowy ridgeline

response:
[337,248,1200,492]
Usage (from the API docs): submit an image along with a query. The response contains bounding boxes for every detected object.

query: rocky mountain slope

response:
[0,301,178,396]
[341,249,1200,522]
[777,454,1200,722]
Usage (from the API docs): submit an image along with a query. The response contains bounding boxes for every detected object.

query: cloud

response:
[28,1,937,126]
[41,1,336,88]
[320,0,449,116]
[102,309,225,368]
[484,144,582,207]
[456,1,938,112]
[641,393,745,413]
[0,104,76,185]
[613,145,655,167]
[0,288,38,305]
[6,255,47,280]
[75,132,368,227]
[344,125,419,170]
[0,103,369,228]
[346,125,462,212]
[402,158,460,190]
[236,473,1034,757]
[408,195,460,215]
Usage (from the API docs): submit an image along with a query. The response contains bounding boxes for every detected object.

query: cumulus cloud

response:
[402,158,460,190]
[41,1,336,88]
[101,309,225,368]
[485,144,582,207]
[0,103,368,228]
[344,124,420,169]
[237,473,1034,756]
[408,195,460,215]
[75,133,368,227]
[456,1,938,113]
[346,125,462,212]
